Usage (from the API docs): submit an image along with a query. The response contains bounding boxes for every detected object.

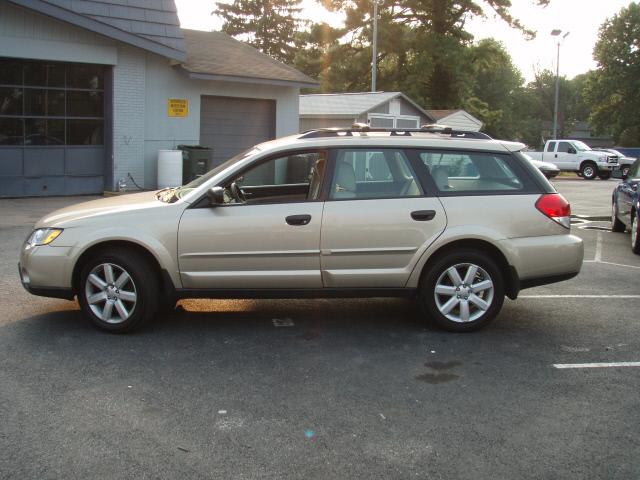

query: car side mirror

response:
[567,148,576,154]
[206,186,225,206]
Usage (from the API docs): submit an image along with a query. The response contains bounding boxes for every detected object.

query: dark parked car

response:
[611,159,640,254]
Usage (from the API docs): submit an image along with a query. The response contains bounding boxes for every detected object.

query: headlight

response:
[26,228,63,248]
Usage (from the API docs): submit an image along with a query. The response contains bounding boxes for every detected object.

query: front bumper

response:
[19,243,75,300]
[598,163,618,171]
[19,262,74,300]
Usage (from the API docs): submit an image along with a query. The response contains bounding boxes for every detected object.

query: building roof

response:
[8,0,186,60]
[178,29,319,88]
[300,92,433,120]
[426,109,462,121]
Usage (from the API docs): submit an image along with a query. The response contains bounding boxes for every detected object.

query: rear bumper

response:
[499,234,584,287]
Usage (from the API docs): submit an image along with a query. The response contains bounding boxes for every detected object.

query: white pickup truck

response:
[527,140,619,180]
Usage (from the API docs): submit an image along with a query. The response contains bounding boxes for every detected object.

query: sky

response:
[175,0,634,83]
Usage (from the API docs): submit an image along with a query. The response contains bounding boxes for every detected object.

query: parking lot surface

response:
[1,179,639,479]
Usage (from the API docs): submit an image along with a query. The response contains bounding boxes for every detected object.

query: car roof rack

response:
[298,123,492,140]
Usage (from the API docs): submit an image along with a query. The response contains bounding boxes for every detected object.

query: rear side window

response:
[546,141,556,152]
[329,149,423,199]
[420,151,526,194]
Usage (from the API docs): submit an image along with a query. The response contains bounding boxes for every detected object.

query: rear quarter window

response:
[419,150,543,195]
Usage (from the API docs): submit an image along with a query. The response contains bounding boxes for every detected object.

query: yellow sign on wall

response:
[168,98,188,117]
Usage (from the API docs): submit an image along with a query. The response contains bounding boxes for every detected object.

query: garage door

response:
[200,96,276,167]
[0,58,106,197]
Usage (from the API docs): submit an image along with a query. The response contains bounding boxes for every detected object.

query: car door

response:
[554,141,576,170]
[617,159,640,224]
[319,148,446,288]
[178,151,326,289]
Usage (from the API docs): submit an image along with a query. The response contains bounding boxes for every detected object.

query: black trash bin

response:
[177,145,214,184]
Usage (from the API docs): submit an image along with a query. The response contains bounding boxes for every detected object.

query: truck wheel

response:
[580,162,597,180]
[598,172,611,180]
[419,249,505,332]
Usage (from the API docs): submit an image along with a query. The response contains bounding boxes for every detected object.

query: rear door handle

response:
[411,210,436,221]
[286,214,312,226]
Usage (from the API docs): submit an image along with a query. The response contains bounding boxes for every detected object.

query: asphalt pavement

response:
[1,181,639,479]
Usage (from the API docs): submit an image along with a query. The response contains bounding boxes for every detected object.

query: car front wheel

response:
[419,250,505,332]
[632,211,640,255]
[78,249,159,332]
[612,201,626,232]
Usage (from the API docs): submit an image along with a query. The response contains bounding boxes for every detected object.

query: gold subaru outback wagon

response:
[20,125,583,333]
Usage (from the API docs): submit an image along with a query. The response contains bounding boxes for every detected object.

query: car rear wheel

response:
[78,249,159,332]
[580,162,597,180]
[419,250,505,332]
[632,211,640,255]
[611,201,626,232]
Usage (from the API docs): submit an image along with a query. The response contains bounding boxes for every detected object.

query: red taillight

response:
[535,194,571,228]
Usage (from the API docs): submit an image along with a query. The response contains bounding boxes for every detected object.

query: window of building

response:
[0,58,105,146]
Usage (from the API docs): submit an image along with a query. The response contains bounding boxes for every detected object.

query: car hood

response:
[530,159,559,170]
[36,190,170,228]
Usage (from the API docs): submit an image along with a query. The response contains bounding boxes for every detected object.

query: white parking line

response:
[553,362,640,369]
[520,295,640,299]
[595,232,603,262]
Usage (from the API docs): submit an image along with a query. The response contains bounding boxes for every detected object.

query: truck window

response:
[546,142,556,152]
[557,142,573,153]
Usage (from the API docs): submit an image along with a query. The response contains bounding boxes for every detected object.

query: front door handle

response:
[286,214,312,226]
[411,210,436,221]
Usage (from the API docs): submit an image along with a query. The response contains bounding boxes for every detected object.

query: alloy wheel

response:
[85,263,137,324]
[433,263,494,323]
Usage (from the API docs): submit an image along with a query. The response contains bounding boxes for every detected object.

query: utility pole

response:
[371,0,379,92]
[551,30,570,139]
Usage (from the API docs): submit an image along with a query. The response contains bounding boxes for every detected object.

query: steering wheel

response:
[230,181,247,203]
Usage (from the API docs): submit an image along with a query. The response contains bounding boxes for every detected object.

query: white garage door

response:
[200,96,276,167]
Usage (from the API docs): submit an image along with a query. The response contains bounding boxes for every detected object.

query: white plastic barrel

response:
[157,150,183,188]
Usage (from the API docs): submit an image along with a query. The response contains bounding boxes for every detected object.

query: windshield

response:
[572,141,591,151]
[157,147,261,202]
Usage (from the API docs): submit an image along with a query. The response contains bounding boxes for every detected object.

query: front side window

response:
[225,151,326,204]
[420,151,524,193]
[329,149,423,199]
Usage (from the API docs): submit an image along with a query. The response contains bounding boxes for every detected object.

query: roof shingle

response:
[179,29,318,87]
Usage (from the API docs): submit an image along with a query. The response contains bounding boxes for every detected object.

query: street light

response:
[371,0,382,92]
[551,29,570,139]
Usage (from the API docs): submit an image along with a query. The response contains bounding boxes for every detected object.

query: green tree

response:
[314,0,549,107]
[586,2,640,145]
[463,38,524,138]
[215,0,304,64]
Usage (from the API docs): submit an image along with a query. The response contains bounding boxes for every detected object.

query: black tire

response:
[598,172,611,180]
[611,200,626,232]
[580,162,597,180]
[78,249,159,333]
[418,249,505,332]
[632,211,640,255]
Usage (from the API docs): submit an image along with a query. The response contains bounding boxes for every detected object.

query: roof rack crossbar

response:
[298,125,492,140]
